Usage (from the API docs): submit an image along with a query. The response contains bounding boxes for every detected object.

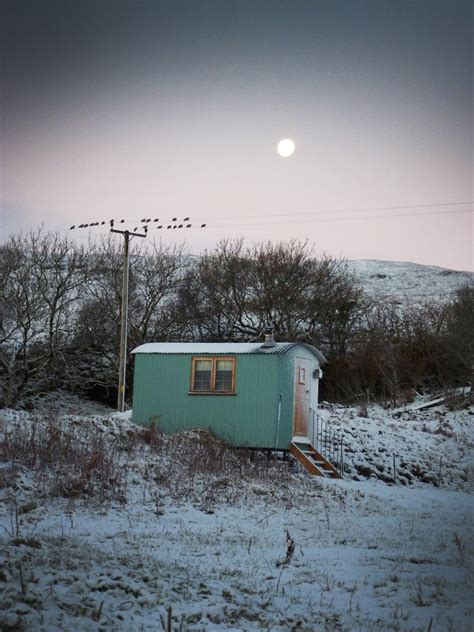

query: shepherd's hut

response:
[132,334,342,477]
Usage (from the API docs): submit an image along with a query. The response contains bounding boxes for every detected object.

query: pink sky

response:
[1,1,472,270]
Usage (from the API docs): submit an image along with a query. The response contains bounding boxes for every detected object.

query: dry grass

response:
[1,414,131,502]
[444,389,470,411]
[141,426,297,507]
[1,415,298,510]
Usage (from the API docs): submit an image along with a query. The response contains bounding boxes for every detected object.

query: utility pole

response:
[69,216,205,411]
[111,228,147,412]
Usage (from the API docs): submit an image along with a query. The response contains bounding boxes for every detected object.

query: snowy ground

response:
[319,396,473,492]
[347,260,473,304]
[0,397,473,632]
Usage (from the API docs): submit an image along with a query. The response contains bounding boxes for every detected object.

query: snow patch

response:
[0,398,473,631]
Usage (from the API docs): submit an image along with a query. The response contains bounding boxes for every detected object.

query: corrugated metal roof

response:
[132,342,326,363]
[132,342,261,355]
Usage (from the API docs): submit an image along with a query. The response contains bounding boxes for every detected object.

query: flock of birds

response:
[69,218,207,234]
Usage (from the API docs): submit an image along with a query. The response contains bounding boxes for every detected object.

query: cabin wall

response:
[275,356,295,447]
[132,353,286,448]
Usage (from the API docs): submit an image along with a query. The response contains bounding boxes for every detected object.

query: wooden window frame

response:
[189,356,236,395]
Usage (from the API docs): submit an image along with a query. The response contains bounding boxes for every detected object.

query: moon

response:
[277,138,295,157]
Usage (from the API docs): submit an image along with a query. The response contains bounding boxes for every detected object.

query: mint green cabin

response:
[131,341,325,450]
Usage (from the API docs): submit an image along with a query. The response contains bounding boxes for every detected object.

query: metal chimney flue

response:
[261,327,276,348]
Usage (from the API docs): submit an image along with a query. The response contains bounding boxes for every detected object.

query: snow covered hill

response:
[348,259,473,304]
[0,395,472,631]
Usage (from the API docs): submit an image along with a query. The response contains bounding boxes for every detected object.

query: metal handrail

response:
[310,408,344,476]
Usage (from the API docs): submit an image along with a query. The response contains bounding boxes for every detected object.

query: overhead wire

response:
[193,201,471,222]
[44,200,471,235]
[208,208,474,228]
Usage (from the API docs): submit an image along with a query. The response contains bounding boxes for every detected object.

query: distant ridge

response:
[347,259,473,304]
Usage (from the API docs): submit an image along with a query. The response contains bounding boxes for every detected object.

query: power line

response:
[45,200,470,235]
[63,206,471,236]
[208,208,474,229]
[194,201,471,222]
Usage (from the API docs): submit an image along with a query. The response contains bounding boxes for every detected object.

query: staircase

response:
[290,440,342,479]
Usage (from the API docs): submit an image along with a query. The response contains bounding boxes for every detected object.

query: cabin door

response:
[293,357,312,438]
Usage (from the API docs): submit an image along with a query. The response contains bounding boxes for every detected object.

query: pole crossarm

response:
[110,229,147,238]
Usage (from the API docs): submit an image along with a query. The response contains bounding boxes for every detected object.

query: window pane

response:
[196,360,212,372]
[193,360,212,391]
[215,359,233,391]
[216,360,232,371]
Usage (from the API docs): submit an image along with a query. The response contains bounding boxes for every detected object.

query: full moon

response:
[277,138,295,157]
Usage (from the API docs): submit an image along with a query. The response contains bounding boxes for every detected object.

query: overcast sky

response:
[1,0,472,270]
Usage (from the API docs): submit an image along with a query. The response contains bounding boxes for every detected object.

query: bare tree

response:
[0,229,88,406]
[3,227,469,408]
[70,237,188,400]
[173,239,365,350]
[444,284,474,382]
[246,240,319,340]
[173,239,253,341]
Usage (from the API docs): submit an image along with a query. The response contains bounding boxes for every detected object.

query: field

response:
[0,394,472,631]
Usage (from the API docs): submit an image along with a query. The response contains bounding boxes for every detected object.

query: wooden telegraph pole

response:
[111,228,147,412]
[69,215,205,412]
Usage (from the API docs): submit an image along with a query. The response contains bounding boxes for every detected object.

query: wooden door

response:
[293,357,311,437]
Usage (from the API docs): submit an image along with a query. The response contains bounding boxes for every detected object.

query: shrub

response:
[1,414,131,501]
